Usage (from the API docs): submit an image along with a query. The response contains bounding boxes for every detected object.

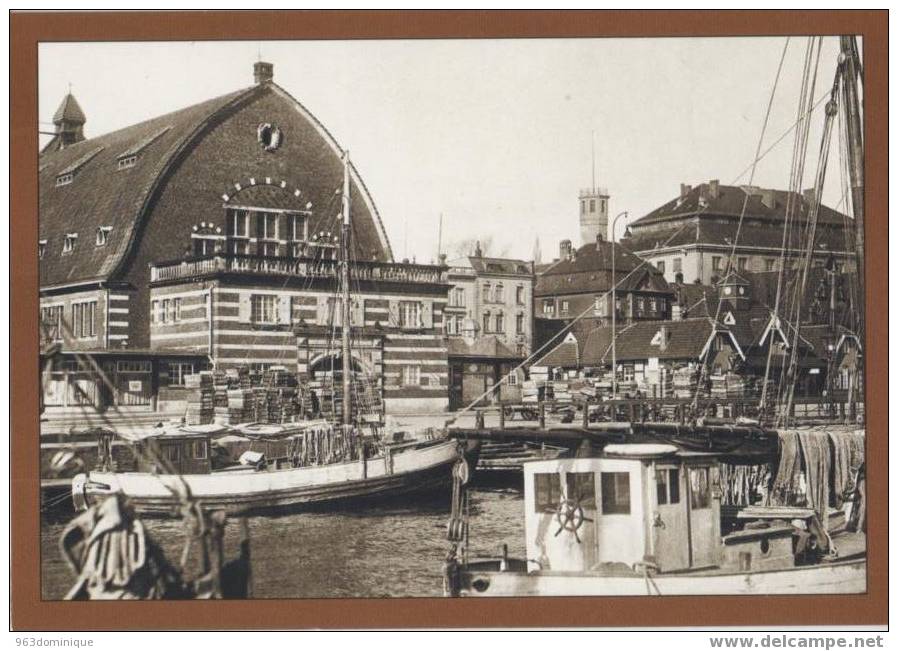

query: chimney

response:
[680,183,692,200]
[708,179,720,199]
[559,239,573,260]
[254,61,274,85]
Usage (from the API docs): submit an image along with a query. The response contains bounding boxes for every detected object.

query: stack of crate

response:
[673,367,698,399]
[184,371,215,425]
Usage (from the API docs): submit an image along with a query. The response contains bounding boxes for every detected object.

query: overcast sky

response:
[39,37,852,262]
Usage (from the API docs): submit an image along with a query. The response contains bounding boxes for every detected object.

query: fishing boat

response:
[70,151,479,516]
[443,443,865,596]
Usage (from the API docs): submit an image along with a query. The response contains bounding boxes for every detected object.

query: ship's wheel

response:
[554,497,593,543]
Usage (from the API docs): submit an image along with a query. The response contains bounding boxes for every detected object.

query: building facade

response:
[625,180,857,285]
[39,61,450,414]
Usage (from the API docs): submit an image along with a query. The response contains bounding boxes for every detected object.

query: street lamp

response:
[610,210,628,401]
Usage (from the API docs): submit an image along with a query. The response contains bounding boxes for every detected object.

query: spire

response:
[51,92,86,148]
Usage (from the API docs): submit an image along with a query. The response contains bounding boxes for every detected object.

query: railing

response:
[150,254,448,285]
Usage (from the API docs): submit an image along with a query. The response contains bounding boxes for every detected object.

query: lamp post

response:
[610,211,628,400]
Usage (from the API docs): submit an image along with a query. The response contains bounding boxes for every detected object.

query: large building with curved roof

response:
[39,62,449,414]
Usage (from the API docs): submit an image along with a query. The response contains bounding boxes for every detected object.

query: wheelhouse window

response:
[689,467,711,509]
[190,439,207,460]
[534,472,562,512]
[656,468,680,505]
[566,472,596,503]
[251,294,279,324]
[600,471,631,514]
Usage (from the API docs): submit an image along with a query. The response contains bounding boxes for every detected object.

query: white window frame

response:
[516,312,525,334]
[63,233,78,254]
[38,240,47,259]
[167,362,195,386]
[72,300,97,339]
[401,365,421,387]
[251,294,279,324]
[117,155,138,170]
[96,226,112,246]
[494,311,505,333]
[56,173,73,187]
[398,300,421,328]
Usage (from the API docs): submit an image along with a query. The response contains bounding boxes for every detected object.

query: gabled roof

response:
[39,87,254,287]
[534,333,579,367]
[534,239,669,297]
[39,79,395,288]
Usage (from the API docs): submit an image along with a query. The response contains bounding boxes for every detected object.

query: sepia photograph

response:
[27,22,873,611]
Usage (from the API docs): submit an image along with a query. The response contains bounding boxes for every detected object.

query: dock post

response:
[538,401,546,429]
[582,399,590,428]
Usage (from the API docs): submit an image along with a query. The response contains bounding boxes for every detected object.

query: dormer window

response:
[56,173,73,187]
[117,155,138,170]
[63,233,78,254]
[38,240,47,259]
[96,226,112,246]
[54,145,105,188]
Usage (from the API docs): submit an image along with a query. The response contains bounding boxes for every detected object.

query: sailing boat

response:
[443,36,866,597]
[71,152,478,516]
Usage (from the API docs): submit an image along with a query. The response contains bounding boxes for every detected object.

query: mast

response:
[341,151,353,426]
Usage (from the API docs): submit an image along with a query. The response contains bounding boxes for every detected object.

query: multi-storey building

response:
[443,247,534,409]
[39,61,450,415]
[624,180,857,285]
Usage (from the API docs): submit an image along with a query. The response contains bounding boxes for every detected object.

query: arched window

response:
[495,311,505,333]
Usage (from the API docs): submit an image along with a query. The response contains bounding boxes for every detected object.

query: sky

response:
[39,37,853,262]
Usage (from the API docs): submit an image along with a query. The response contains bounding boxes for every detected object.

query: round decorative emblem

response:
[257,123,283,151]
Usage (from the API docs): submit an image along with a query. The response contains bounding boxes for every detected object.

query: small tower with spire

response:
[579,132,609,245]
[51,90,86,149]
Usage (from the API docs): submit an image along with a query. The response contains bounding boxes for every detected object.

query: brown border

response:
[11,10,887,630]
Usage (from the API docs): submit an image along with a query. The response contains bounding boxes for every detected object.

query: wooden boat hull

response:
[73,438,478,516]
[451,558,866,596]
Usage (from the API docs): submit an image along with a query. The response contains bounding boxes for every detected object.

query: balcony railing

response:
[150,254,448,285]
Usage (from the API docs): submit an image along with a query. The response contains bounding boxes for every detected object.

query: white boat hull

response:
[73,438,474,516]
[452,558,866,596]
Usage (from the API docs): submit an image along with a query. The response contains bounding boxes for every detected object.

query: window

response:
[96,227,112,246]
[162,444,181,463]
[601,472,631,514]
[401,365,420,386]
[256,212,279,256]
[507,371,518,386]
[40,305,64,341]
[657,260,665,274]
[656,468,680,505]
[251,294,278,324]
[168,362,194,386]
[151,300,159,324]
[494,311,505,333]
[399,301,421,328]
[482,312,490,333]
[737,257,748,271]
[445,316,456,335]
[589,199,596,212]
[56,173,73,187]
[227,209,250,254]
[580,200,587,215]
[566,472,596,502]
[71,301,97,339]
[600,199,606,212]
[673,258,682,273]
[38,240,47,259]
[193,237,215,256]
[63,233,78,254]
[636,297,645,312]
[516,313,525,334]
[287,214,307,257]
[560,300,569,315]
[649,298,656,312]
[765,258,776,271]
[534,473,563,512]
[516,285,525,305]
[542,300,555,316]
[689,467,711,509]
[482,283,491,303]
[117,155,138,170]
[494,284,504,303]
[712,256,723,271]
[190,439,207,460]
[452,287,465,307]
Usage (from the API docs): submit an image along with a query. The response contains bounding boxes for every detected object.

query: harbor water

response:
[40,482,526,599]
